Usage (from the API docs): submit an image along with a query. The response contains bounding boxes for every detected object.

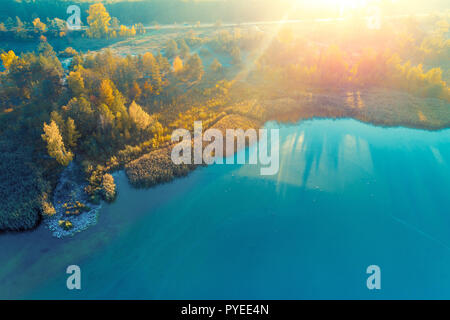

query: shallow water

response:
[0,119,449,299]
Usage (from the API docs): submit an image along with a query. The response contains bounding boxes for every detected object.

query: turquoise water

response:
[0,119,449,299]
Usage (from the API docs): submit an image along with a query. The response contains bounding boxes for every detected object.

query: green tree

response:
[165,39,178,58]
[178,39,190,58]
[210,58,223,73]
[111,17,120,29]
[37,38,56,56]
[4,17,14,30]
[183,53,204,82]
[135,23,145,35]
[157,52,171,75]
[67,70,85,97]
[14,16,27,39]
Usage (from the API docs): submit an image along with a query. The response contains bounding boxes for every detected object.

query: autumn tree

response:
[32,18,46,34]
[317,45,349,87]
[47,18,67,37]
[210,58,223,74]
[134,23,145,35]
[119,25,136,37]
[177,39,190,58]
[98,79,115,106]
[183,53,204,82]
[165,39,178,58]
[229,45,241,64]
[173,56,183,73]
[41,120,73,166]
[157,52,171,75]
[111,17,120,29]
[141,80,154,104]
[129,101,153,130]
[140,52,162,95]
[0,50,18,71]
[14,16,27,39]
[37,38,55,56]
[4,17,14,30]
[86,3,111,39]
[66,117,81,149]
[130,81,142,101]
[97,103,115,131]
[151,59,163,94]
[142,52,156,75]
[51,111,65,133]
[67,70,85,97]
[66,97,95,135]
[102,173,116,202]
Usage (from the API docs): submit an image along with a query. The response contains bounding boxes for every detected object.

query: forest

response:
[0,3,449,232]
[1,0,449,28]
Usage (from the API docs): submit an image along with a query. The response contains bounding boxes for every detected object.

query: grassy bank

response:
[125,114,261,188]
[258,88,450,131]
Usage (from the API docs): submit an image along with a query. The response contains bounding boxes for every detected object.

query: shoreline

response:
[1,91,449,237]
[60,113,450,237]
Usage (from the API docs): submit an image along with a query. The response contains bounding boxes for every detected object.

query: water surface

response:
[0,119,449,299]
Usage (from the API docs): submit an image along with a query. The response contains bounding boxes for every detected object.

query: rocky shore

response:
[44,162,102,238]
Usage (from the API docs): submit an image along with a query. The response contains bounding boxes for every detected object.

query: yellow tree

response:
[278,27,294,44]
[0,50,18,71]
[119,25,136,37]
[130,81,142,101]
[129,101,154,130]
[66,117,81,149]
[67,70,85,96]
[173,56,183,73]
[42,120,73,166]
[142,52,156,76]
[102,173,116,202]
[32,18,47,34]
[210,58,223,73]
[98,79,115,106]
[86,3,111,39]
[119,25,128,37]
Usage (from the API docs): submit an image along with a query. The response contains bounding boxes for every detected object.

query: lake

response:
[0,118,449,299]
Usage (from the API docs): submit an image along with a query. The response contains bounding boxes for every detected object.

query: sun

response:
[295,0,369,10]
[319,0,368,8]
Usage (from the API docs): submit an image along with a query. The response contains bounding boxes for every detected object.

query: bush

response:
[102,173,116,202]
[125,147,194,188]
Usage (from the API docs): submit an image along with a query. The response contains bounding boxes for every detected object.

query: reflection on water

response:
[239,120,377,193]
[0,119,449,299]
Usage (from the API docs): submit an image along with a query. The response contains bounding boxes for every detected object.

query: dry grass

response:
[125,114,260,188]
[260,88,450,130]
